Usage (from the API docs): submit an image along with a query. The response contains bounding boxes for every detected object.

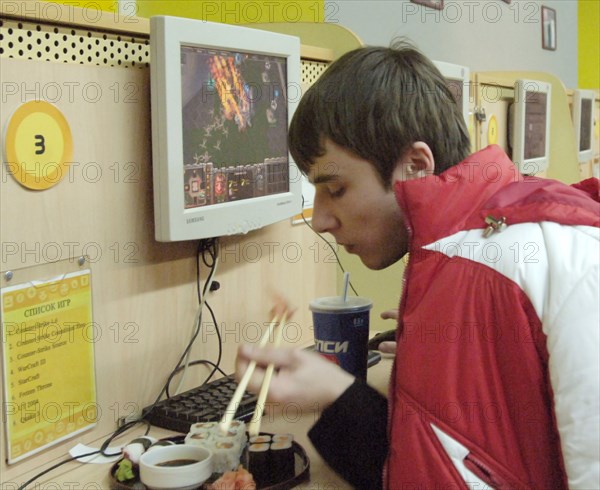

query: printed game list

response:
[1,270,96,463]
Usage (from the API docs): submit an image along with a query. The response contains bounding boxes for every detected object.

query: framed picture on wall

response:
[541,6,557,51]
[410,0,444,10]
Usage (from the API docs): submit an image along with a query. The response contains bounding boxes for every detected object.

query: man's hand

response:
[235,345,355,410]
[378,309,399,354]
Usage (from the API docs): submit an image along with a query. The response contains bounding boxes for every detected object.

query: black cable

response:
[17,450,101,490]
[17,419,150,490]
[154,237,219,400]
[300,197,359,296]
[165,359,228,395]
[19,239,220,489]
[200,301,223,385]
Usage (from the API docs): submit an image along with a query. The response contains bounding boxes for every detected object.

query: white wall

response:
[325,0,578,88]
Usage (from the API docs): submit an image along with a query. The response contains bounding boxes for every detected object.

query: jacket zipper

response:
[464,452,513,489]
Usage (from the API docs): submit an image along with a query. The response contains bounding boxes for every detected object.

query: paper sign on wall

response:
[1,269,96,464]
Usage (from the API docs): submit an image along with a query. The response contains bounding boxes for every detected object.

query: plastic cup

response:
[310,296,373,380]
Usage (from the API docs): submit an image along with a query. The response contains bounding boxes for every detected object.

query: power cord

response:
[300,196,359,296]
[16,419,150,490]
[173,238,220,395]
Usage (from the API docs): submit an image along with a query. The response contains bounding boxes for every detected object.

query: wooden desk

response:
[7,359,391,489]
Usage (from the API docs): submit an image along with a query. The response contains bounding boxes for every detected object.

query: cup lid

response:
[309,296,373,313]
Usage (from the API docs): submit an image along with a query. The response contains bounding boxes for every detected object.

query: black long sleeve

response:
[308,379,388,489]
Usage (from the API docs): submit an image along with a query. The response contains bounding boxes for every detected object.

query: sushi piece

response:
[211,440,244,473]
[271,433,294,444]
[270,440,295,482]
[248,443,271,487]
[185,420,247,473]
[191,421,218,433]
[248,434,271,445]
[185,430,213,446]
[122,436,157,464]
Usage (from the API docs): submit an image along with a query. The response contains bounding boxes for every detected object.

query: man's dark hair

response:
[288,40,471,186]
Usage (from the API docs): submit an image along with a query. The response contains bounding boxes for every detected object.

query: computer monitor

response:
[150,16,302,242]
[433,60,470,129]
[509,79,552,175]
[572,89,595,163]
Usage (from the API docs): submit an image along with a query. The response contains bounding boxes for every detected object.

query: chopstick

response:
[219,311,286,434]
[247,312,287,437]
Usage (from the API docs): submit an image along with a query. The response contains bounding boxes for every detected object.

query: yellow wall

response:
[578,0,600,88]
[40,1,324,22]
[136,1,324,23]
[42,0,117,12]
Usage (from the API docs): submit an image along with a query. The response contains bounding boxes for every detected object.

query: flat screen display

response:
[523,91,548,160]
[580,97,592,152]
[180,46,289,209]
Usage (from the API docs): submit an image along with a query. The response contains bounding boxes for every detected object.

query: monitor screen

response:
[181,46,289,209]
[580,98,592,152]
[572,89,595,162]
[523,91,548,160]
[509,79,552,174]
[150,16,302,242]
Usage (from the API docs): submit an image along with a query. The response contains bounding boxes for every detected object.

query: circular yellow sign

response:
[487,114,499,145]
[4,101,73,190]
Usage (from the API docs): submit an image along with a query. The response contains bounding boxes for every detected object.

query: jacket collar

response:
[393,145,522,250]
[394,145,600,251]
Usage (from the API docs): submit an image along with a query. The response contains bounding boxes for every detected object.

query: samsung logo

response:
[186,216,205,224]
[277,200,292,206]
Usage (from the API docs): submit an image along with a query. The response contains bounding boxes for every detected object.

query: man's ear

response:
[392,142,435,181]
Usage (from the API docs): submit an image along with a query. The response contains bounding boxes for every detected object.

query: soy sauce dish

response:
[139,444,213,489]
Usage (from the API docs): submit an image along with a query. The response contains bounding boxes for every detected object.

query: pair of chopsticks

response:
[219,311,288,437]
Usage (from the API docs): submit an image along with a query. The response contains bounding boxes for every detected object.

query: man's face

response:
[308,139,409,270]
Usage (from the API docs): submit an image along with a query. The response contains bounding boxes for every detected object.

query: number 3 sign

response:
[4,100,73,190]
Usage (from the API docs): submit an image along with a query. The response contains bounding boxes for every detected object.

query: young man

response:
[237,41,600,489]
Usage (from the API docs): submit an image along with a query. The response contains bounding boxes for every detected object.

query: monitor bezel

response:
[511,79,552,175]
[572,89,595,163]
[433,60,471,130]
[150,15,302,242]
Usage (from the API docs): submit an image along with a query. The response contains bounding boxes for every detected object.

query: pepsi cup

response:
[310,296,373,380]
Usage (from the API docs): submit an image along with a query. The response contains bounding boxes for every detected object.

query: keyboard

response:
[144,375,257,433]
[144,350,382,433]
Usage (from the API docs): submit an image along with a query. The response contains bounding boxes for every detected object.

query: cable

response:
[20,239,221,489]
[174,239,219,395]
[200,301,223,385]
[17,419,150,490]
[300,198,359,296]
[17,451,101,490]
[165,360,228,395]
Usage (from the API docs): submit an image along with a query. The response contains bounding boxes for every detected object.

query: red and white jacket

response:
[309,146,599,489]
[387,145,600,488]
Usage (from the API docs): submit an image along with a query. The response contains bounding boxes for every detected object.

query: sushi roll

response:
[215,428,246,449]
[190,421,218,433]
[211,440,243,473]
[270,440,295,481]
[248,443,271,487]
[271,433,294,444]
[249,434,271,445]
[185,430,213,446]
[122,436,157,464]
[183,419,247,473]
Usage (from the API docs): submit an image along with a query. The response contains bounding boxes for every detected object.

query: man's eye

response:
[329,187,345,198]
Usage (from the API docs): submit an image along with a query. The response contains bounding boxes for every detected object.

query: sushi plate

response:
[109,433,310,490]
